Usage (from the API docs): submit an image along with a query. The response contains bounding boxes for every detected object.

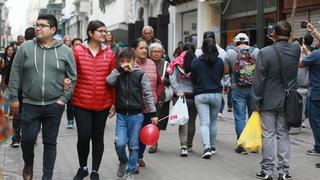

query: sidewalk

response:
[1,102,319,180]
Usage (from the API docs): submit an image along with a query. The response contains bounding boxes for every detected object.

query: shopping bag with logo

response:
[168,96,189,126]
[237,111,262,152]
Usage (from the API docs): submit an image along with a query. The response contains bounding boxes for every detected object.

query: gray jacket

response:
[251,41,300,111]
[9,39,76,105]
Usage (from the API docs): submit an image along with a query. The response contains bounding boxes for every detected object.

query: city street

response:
[1,103,319,180]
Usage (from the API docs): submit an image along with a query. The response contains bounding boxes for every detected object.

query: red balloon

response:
[140,124,160,145]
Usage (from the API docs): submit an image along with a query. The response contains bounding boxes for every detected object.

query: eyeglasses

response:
[33,23,51,28]
[152,50,163,54]
[95,29,107,34]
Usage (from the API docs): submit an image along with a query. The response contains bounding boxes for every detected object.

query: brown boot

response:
[23,165,33,180]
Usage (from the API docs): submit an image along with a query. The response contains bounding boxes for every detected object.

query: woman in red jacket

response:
[72,20,116,180]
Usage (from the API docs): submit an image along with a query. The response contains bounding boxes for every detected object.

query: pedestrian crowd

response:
[0,14,320,180]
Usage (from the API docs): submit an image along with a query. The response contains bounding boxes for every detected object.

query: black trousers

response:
[74,106,109,171]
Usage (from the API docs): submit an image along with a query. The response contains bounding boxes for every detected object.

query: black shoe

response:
[235,146,248,155]
[316,163,320,168]
[90,171,100,180]
[227,107,232,112]
[10,140,20,148]
[210,147,217,155]
[148,143,158,153]
[306,149,320,156]
[201,148,212,159]
[73,167,89,180]
[117,162,127,177]
[256,171,273,180]
[278,173,291,180]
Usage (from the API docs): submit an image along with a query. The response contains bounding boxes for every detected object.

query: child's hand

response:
[151,117,158,125]
[64,78,72,90]
[121,63,133,72]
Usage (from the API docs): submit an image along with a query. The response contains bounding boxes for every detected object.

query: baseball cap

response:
[234,33,249,42]
[203,31,215,40]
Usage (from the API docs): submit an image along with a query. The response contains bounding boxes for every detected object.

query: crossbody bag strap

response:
[272,44,287,89]
[162,61,168,78]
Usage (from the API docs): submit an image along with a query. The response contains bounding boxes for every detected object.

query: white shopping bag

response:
[168,96,189,126]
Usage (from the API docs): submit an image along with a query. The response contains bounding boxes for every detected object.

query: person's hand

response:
[121,63,133,72]
[307,21,317,33]
[177,92,184,97]
[64,78,72,90]
[109,105,115,118]
[10,101,20,113]
[307,21,316,33]
[151,117,158,125]
[56,100,65,105]
[301,45,310,55]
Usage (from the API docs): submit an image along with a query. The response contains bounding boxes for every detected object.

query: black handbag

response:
[273,44,303,127]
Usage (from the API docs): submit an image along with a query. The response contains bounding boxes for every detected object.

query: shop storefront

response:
[220,0,277,48]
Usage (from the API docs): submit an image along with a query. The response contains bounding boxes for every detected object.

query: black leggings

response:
[74,106,109,171]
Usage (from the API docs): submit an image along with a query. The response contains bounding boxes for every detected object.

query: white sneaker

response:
[126,173,135,180]
[180,146,188,157]
[218,113,223,118]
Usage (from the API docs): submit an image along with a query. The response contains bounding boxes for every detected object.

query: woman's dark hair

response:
[86,20,106,41]
[182,42,196,74]
[4,46,15,60]
[119,47,135,60]
[71,38,83,46]
[132,38,147,49]
[304,33,313,47]
[201,38,219,66]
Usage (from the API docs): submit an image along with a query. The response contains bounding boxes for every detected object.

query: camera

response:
[301,21,308,28]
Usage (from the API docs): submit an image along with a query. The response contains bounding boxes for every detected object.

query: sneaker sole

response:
[180,153,188,157]
[201,152,212,159]
[306,152,320,156]
[256,176,272,180]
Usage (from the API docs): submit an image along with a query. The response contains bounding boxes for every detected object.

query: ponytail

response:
[182,42,196,74]
[202,38,219,66]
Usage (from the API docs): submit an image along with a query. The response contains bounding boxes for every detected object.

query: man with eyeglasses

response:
[9,14,77,180]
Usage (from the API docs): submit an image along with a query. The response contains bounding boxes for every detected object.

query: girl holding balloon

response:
[107,47,158,179]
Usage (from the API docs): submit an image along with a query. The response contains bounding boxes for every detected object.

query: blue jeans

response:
[21,103,65,180]
[219,96,225,113]
[308,98,320,152]
[232,88,252,140]
[4,88,10,113]
[227,89,232,108]
[115,113,144,174]
[195,93,222,149]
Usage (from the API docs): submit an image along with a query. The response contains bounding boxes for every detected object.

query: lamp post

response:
[257,0,264,48]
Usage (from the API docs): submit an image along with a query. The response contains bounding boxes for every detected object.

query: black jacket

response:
[107,65,157,117]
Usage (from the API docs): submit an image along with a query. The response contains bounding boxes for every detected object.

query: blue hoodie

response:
[191,54,224,96]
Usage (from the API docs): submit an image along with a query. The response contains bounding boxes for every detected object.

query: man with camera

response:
[300,21,320,168]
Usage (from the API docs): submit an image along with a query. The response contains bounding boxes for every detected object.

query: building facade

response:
[282,0,320,46]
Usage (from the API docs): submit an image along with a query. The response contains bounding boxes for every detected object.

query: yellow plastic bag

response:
[237,111,262,152]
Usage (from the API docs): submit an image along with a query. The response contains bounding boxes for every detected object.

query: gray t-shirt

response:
[224,46,259,89]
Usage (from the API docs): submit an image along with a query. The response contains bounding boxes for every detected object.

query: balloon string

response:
[157,115,169,123]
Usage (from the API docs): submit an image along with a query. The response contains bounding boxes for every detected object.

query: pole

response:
[290,0,297,42]
[257,0,264,48]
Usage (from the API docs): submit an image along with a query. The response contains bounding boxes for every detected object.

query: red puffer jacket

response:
[72,43,116,111]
